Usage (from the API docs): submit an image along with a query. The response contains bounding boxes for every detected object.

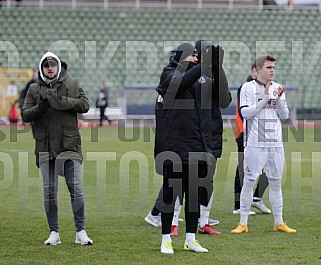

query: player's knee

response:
[268,178,281,190]
[244,166,258,181]
[243,177,256,190]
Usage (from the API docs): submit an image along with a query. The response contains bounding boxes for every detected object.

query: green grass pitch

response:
[0,125,321,264]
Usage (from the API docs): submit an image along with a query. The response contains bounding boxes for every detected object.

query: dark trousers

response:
[39,159,85,232]
[99,107,111,126]
[160,162,213,234]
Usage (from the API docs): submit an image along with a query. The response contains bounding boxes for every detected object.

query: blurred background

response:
[1,0,321,122]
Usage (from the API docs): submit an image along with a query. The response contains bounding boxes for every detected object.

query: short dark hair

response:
[254,55,276,69]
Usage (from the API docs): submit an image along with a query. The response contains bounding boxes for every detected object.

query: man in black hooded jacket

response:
[156,42,231,254]
[146,40,230,237]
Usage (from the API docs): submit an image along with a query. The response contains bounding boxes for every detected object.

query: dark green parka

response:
[21,52,89,166]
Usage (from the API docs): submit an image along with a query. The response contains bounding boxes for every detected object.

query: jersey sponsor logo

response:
[266,99,277,109]
[257,98,277,109]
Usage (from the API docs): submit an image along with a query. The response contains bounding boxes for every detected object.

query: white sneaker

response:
[252,200,271,214]
[161,241,174,254]
[144,211,161,227]
[233,209,256,215]
[184,240,208,253]
[44,231,61,246]
[208,218,219,226]
[198,218,219,226]
[75,230,93,245]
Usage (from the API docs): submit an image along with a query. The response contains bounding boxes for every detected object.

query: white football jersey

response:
[240,80,288,147]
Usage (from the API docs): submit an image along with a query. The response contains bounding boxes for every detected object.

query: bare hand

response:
[275,86,285,97]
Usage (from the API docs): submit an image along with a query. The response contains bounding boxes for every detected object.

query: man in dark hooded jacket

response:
[156,42,231,254]
[21,52,93,246]
[191,40,231,232]
[145,40,230,237]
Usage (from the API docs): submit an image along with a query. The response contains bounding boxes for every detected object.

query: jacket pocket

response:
[62,130,81,152]
[34,129,48,155]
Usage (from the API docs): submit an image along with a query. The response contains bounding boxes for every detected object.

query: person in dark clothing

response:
[233,63,270,215]
[156,42,231,254]
[145,40,230,237]
[18,69,38,110]
[264,0,277,5]
[21,52,93,246]
[17,69,38,134]
[16,0,23,6]
[193,40,231,233]
[96,83,111,127]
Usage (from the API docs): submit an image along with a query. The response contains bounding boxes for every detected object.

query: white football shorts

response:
[244,146,285,180]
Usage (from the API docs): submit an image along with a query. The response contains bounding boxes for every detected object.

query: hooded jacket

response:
[21,52,89,166]
[155,55,231,167]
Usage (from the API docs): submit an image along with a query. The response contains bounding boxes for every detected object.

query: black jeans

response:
[160,162,213,234]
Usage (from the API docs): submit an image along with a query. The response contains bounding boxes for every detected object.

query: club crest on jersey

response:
[198,76,206,84]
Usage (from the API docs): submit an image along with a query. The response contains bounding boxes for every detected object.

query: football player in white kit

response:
[231,55,296,234]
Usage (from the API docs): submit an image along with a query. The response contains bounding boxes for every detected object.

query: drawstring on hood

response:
[39,52,62,87]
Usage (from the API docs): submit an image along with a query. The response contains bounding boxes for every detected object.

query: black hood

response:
[169,55,196,72]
